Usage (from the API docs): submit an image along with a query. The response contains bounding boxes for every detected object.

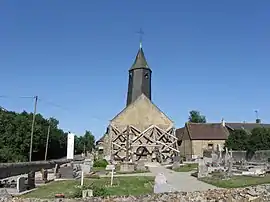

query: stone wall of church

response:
[179,126,192,159]
[191,140,226,158]
[111,95,173,132]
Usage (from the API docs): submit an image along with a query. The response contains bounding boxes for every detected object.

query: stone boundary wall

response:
[231,150,270,162]
[207,150,270,162]
[0,155,84,179]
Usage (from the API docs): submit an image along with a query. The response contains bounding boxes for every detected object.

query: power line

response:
[0,95,108,128]
[38,98,70,112]
[0,95,35,99]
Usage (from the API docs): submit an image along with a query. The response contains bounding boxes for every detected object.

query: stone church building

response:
[97,44,179,162]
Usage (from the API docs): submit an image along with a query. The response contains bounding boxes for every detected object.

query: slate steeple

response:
[126,45,152,106]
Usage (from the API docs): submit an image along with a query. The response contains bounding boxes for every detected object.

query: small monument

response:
[154,173,168,193]
[27,171,35,189]
[17,177,27,193]
[67,132,75,160]
[198,158,208,178]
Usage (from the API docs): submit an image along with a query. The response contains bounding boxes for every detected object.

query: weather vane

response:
[136,28,144,48]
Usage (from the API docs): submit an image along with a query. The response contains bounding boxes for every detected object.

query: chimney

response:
[221,118,225,127]
[256,119,261,124]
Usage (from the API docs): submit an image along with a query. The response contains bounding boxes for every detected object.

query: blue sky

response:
[0,1,269,140]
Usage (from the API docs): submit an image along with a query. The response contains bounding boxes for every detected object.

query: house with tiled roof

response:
[176,120,270,160]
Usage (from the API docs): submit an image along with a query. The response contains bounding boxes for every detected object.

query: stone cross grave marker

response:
[17,176,27,193]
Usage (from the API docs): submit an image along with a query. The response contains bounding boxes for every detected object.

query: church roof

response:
[129,47,151,71]
[110,93,174,128]
[185,123,229,140]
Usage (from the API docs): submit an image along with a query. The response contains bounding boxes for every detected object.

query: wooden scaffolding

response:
[108,124,180,162]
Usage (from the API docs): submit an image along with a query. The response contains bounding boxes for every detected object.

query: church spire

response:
[129,47,150,70]
[126,37,152,106]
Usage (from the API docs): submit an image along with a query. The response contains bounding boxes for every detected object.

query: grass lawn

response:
[201,174,270,188]
[173,163,198,172]
[92,166,150,174]
[21,176,154,199]
[117,170,149,174]
[92,167,106,172]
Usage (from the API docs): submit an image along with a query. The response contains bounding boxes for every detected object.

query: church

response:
[96,42,180,163]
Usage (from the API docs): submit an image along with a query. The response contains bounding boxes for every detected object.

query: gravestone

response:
[136,161,147,172]
[42,169,48,182]
[17,176,27,193]
[172,156,181,169]
[198,158,208,178]
[119,162,134,173]
[59,166,74,179]
[27,171,35,189]
[211,152,219,166]
[82,189,93,198]
[154,173,170,193]
[224,148,229,167]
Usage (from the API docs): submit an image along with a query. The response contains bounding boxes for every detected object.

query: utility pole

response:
[29,96,38,162]
[44,121,51,161]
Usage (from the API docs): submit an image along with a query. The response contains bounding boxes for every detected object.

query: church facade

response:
[97,44,180,162]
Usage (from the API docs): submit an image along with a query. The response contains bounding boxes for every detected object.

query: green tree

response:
[188,110,206,123]
[74,130,95,154]
[0,109,68,162]
[224,129,249,150]
[248,127,270,152]
[84,130,95,152]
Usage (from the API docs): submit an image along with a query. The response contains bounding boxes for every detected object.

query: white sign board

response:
[105,164,115,186]
[67,133,75,160]
[106,165,115,171]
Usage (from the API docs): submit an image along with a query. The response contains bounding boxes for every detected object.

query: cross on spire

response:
[136,28,144,49]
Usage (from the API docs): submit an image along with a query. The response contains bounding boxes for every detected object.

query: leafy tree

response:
[0,109,93,162]
[84,130,95,152]
[74,130,95,154]
[188,110,206,123]
[248,127,270,152]
[224,129,249,150]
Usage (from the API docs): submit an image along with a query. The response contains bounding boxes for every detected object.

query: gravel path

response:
[148,165,218,192]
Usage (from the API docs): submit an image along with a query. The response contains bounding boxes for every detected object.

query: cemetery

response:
[193,148,270,189]
[2,132,270,201]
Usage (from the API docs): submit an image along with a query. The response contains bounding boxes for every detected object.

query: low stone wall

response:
[0,156,84,179]
[9,184,270,202]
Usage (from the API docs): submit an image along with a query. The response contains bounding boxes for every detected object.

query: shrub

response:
[71,184,107,198]
[93,159,108,168]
